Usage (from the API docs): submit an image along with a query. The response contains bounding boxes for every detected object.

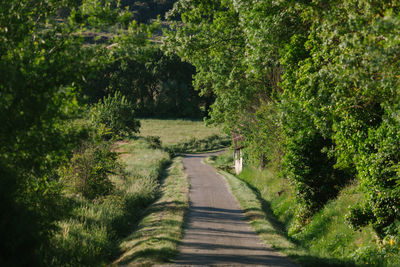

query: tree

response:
[90,91,140,138]
[166,0,400,239]
[0,0,137,264]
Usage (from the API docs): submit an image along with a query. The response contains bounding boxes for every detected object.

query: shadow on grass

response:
[229,174,359,267]
[114,159,189,265]
[239,180,296,241]
[166,135,231,155]
[116,212,185,265]
[148,200,186,213]
[124,235,180,252]
[118,247,179,265]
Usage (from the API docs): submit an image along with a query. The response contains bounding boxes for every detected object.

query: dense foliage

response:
[3,0,400,264]
[90,91,140,138]
[84,45,212,118]
[121,0,177,22]
[0,0,164,265]
[0,0,94,264]
[63,141,118,200]
[165,0,400,248]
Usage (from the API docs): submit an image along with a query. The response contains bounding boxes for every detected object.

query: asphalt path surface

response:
[167,152,297,266]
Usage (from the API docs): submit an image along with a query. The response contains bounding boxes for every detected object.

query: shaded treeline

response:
[121,0,177,22]
[84,46,213,118]
[58,0,178,23]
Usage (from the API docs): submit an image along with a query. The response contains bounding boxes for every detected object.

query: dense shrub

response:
[90,91,140,139]
[291,1,400,238]
[63,142,119,200]
[346,117,400,237]
[280,98,353,225]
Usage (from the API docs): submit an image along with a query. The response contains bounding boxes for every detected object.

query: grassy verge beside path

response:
[210,151,400,266]
[113,156,189,266]
[48,138,170,266]
[207,155,362,267]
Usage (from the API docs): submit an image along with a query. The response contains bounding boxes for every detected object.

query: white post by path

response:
[234,149,242,174]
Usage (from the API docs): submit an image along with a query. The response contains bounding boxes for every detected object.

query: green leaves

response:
[0,0,147,263]
[90,91,140,139]
[167,0,400,242]
[63,141,118,200]
[281,0,400,237]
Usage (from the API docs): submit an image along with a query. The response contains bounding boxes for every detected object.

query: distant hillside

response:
[121,0,177,22]
[58,1,177,25]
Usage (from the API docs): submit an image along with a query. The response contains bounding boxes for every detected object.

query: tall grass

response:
[213,151,400,266]
[45,138,170,266]
[114,156,189,266]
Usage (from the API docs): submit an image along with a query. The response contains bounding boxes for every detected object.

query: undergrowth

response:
[45,138,170,266]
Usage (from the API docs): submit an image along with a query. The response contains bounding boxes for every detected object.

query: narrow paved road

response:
[171,152,297,266]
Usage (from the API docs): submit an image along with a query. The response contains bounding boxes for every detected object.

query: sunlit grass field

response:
[139,118,230,153]
[139,118,225,145]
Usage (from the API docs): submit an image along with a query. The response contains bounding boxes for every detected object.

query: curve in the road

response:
[171,152,297,266]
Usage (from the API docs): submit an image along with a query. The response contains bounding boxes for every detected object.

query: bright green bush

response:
[289,0,400,238]
[90,91,140,139]
[279,95,354,226]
